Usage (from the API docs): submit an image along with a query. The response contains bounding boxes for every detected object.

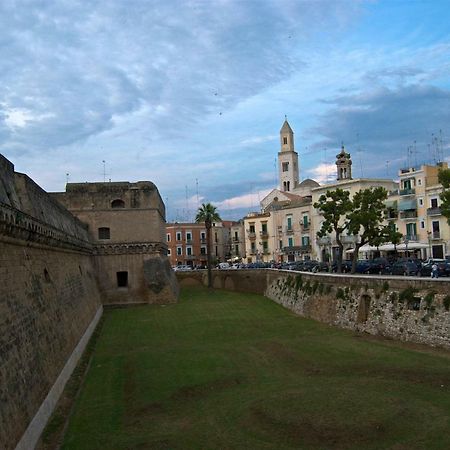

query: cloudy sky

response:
[1,0,450,221]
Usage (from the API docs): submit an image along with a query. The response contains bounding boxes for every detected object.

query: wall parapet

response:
[0,201,92,253]
[93,241,167,255]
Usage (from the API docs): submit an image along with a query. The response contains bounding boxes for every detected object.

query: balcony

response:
[399,210,418,219]
[399,188,415,196]
[200,238,206,244]
[247,230,256,240]
[232,236,240,242]
[185,254,195,259]
[427,207,442,216]
[317,236,331,245]
[405,234,418,242]
[185,239,193,245]
[285,226,294,234]
[260,230,269,238]
[282,245,311,253]
[300,222,310,230]
[431,231,441,240]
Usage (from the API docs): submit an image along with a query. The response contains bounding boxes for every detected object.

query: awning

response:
[345,244,379,253]
[398,199,417,211]
[379,242,428,251]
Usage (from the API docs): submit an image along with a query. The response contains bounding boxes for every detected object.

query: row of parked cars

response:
[279,257,450,277]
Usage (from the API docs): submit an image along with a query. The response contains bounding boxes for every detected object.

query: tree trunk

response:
[351,243,363,273]
[206,223,212,288]
[335,233,343,273]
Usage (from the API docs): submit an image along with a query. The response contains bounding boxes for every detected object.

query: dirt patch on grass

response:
[171,377,242,401]
[246,405,388,449]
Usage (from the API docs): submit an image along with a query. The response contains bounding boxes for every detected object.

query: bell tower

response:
[278,119,299,192]
[336,144,352,181]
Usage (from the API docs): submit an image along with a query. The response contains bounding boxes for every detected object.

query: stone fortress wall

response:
[177,269,450,350]
[0,155,178,449]
[0,155,102,450]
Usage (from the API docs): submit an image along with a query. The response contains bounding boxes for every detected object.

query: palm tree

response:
[195,203,221,288]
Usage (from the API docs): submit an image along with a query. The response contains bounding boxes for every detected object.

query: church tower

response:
[278,119,299,192]
[336,144,352,181]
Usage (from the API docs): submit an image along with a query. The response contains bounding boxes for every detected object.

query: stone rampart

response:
[177,269,450,350]
[0,156,102,450]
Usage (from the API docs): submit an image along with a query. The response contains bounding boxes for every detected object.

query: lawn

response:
[62,286,450,449]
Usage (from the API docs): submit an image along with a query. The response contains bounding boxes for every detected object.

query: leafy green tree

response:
[195,203,221,288]
[438,168,450,224]
[347,187,389,273]
[313,188,352,273]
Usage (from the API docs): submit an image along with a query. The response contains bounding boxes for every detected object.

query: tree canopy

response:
[313,188,352,272]
[195,203,221,227]
[438,168,450,224]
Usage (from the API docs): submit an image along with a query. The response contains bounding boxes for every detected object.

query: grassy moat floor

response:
[61,287,450,449]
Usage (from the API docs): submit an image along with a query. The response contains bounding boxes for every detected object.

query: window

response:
[201,231,206,241]
[98,227,110,239]
[176,246,182,256]
[431,198,438,208]
[283,137,288,145]
[262,241,268,251]
[420,221,425,229]
[418,198,423,207]
[166,233,171,242]
[167,248,171,256]
[287,216,292,230]
[234,244,239,254]
[200,246,206,255]
[186,232,192,241]
[282,162,289,172]
[215,232,218,243]
[279,240,283,249]
[303,215,309,226]
[406,223,417,239]
[302,236,310,246]
[261,222,268,233]
[111,199,125,208]
[288,237,293,247]
[117,271,128,287]
[251,242,256,252]
[417,178,422,186]
[249,224,255,233]
[176,232,182,241]
[186,246,193,256]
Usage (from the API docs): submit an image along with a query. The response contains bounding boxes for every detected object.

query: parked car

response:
[311,261,330,273]
[331,260,352,273]
[384,261,420,276]
[366,257,390,274]
[173,265,192,271]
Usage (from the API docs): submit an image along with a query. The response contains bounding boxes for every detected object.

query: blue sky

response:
[1,0,450,221]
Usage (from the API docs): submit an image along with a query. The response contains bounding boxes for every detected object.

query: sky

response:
[1,0,450,221]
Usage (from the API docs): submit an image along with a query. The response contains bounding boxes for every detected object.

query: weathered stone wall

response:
[0,156,102,450]
[94,252,178,305]
[177,269,450,349]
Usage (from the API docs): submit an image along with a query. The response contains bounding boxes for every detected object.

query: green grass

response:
[62,287,450,449]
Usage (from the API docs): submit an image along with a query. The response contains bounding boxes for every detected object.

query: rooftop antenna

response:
[386,161,390,178]
[323,147,328,182]
[250,183,254,209]
[196,178,199,208]
[66,172,69,184]
[185,185,189,222]
[274,157,277,187]
[102,160,106,182]
[439,129,444,162]
[413,140,417,167]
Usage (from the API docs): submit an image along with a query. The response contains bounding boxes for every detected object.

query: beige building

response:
[387,162,450,259]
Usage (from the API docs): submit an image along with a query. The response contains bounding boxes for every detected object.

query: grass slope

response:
[62,287,450,449]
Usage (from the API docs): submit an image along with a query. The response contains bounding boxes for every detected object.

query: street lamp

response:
[404,237,409,258]
[427,231,432,259]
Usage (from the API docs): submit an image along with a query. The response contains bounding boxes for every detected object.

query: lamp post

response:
[404,237,409,258]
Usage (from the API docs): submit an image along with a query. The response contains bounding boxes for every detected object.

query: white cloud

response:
[240,135,277,146]
[215,189,272,210]
[306,163,336,184]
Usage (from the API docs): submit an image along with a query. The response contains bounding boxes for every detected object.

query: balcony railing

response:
[427,207,442,216]
[185,239,193,244]
[431,231,441,240]
[185,254,195,259]
[282,245,311,253]
[232,236,240,242]
[260,230,269,238]
[405,234,418,242]
[300,222,310,230]
[285,226,294,234]
[247,230,256,239]
[399,210,418,219]
[200,238,206,244]
[399,188,415,196]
